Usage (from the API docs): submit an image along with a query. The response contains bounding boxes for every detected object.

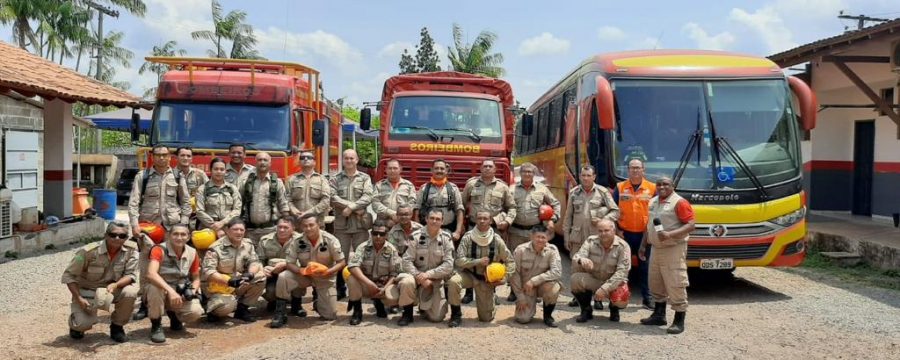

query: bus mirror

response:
[312,119,326,147]
[360,108,372,131]
[595,76,615,130]
[788,76,817,130]
[130,112,141,142]
[521,113,534,136]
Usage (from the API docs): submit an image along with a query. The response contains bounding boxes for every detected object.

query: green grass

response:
[800,249,900,291]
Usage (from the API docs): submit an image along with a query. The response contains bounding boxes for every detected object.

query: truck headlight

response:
[770,207,806,227]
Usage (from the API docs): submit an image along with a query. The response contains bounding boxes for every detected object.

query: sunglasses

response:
[107,232,129,240]
[371,231,387,237]
[299,155,314,160]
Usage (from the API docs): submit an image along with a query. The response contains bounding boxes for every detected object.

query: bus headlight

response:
[770,207,806,227]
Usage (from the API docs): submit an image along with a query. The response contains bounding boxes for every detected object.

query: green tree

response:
[88,30,133,90]
[447,23,505,77]
[0,0,53,51]
[397,27,441,74]
[139,40,186,98]
[191,0,263,59]
[398,48,416,74]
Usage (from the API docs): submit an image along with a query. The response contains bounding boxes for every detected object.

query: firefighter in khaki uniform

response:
[270,214,346,327]
[510,225,561,327]
[639,176,695,335]
[395,209,456,326]
[145,224,203,343]
[371,159,417,226]
[613,158,656,309]
[128,144,191,320]
[196,158,242,238]
[286,151,332,226]
[330,149,375,299]
[509,162,560,303]
[257,217,306,316]
[447,211,515,327]
[225,143,255,185]
[413,159,465,240]
[202,219,266,323]
[571,219,631,323]
[61,221,139,342]
[239,152,290,245]
[563,164,619,308]
[386,205,423,256]
[346,220,402,325]
[174,147,209,198]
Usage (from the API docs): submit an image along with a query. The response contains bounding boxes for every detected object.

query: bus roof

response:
[586,49,783,77]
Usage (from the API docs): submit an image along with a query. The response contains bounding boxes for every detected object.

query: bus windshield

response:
[612,79,801,190]
[388,96,503,143]
[152,101,291,151]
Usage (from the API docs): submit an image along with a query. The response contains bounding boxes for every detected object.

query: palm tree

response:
[191,0,262,59]
[37,1,91,64]
[139,40,186,98]
[0,0,53,51]
[88,30,133,87]
[447,23,505,78]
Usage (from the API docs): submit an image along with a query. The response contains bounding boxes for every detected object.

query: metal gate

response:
[4,130,40,209]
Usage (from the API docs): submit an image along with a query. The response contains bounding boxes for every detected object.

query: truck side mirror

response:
[360,108,372,131]
[130,112,141,142]
[521,113,534,136]
[312,119,326,147]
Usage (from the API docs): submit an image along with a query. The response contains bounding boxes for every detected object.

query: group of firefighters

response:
[61,143,695,344]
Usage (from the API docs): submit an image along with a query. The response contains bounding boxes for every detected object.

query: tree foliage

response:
[398,27,442,74]
[447,23,505,78]
[139,40,186,98]
[190,0,264,59]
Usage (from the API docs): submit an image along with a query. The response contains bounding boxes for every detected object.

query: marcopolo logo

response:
[690,193,741,202]
[409,143,481,153]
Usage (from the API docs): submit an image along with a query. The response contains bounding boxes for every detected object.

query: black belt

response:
[511,223,535,230]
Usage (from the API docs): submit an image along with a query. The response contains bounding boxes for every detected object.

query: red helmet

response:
[139,222,166,244]
[538,204,554,221]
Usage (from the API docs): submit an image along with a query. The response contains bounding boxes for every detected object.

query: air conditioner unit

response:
[0,188,13,239]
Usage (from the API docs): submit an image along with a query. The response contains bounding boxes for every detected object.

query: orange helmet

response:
[302,262,329,276]
[538,205,555,221]
[139,222,166,244]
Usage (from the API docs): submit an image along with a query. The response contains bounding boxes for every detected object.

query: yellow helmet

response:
[342,267,351,281]
[486,263,506,283]
[190,196,197,211]
[208,275,235,295]
[192,229,217,250]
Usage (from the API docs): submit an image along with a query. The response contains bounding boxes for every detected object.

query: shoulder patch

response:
[122,240,138,249]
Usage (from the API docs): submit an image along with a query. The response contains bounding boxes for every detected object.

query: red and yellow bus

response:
[514,50,817,269]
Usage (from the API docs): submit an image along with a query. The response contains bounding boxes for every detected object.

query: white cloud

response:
[142,0,213,55]
[597,26,627,42]
[378,41,414,58]
[346,72,394,108]
[729,7,796,54]
[518,33,570,56]
[256,27,364,75]
[729,0,846,54]
[682,23,736,50]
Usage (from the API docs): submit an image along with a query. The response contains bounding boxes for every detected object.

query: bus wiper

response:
[434,128,482,143]
[715,137,768,200]
[394,126,439,141]
[672,130,703,188]
[213,141,258,150]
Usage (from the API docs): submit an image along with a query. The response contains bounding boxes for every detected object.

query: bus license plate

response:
[700,258,734,270]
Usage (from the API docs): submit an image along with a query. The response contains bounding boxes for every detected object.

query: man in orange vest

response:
[613,159,656,310]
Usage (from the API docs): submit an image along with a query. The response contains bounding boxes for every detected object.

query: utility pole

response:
[838,11,890,31]
[85,1,119,80]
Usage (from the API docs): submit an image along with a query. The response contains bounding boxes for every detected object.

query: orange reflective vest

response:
[616,179,656,233]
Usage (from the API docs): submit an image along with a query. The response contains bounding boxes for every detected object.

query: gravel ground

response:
[1,242,898,360]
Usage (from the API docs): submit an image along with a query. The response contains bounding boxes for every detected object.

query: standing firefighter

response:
[239,152,290,245]
[510,225,561,327]
[395,210,455,326]
[386,205,423,256]
[225,143,255,185]
[372,158,417,227]
[286,150,332,226]
[174,147,209,199]
[509,162,560,302]
[329,149,375,300]
[195,158,242,238]
[145,224,203,343]
[639,176,695,334]
[61,221,139,342]
[413,159,465,241]
[346,220,402,325]
[571,219,631,323]
[201,219,266,323]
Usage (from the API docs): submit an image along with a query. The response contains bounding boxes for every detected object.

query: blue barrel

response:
[92,189,117,220]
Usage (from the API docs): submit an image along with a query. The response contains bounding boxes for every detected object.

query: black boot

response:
[594,300,604,310]
[448,305,462,328]
[206,313,221,323]
[312,289,319,312]
[609,305,620,322]
[290,296,307,317]
[69,329,84,340]
[373,299,387,318]
[567,297,579,307]
[349,301,363,325]
[667,311,686,334]
[397,305,414,326]
[543,304,558,328]
[507,291,517,302]
[132,301,148,321]
[461,289,474,304]
[388,305,400,314]
[269,299,288,328]
[149,318,166,343]
[234,303,256,322]
[640,302,667,326]
[336,276,347,300]
[110,324,127,343]
[167,311,184,331]
[575,292,594,323]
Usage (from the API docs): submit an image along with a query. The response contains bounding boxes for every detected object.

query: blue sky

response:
[4,0,899,107]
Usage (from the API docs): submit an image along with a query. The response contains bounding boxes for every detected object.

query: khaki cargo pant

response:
[68,285,139,331]
[146,284,203,323]
[397,274,447,322]
[648,244,689,312]
[333,230,369,263]
[507,228,532,253]
[246,227,275,247]
[448,271,497,322]
[137,234,155,298]
[514,281,560,324]
[570,273,629,309]
[347,276,399,305]
[276,271,338,320]
[264,274,303,303]
[206,280,266,317]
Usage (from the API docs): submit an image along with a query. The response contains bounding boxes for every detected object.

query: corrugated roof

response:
[0,40,148,108]
[769,18,900,67]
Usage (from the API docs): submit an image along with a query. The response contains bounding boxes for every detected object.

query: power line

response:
[838,11,891,31]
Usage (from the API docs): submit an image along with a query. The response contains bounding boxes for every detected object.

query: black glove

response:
[227,275,243,288]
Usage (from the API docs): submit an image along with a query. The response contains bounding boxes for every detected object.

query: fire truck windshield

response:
[388,96,503,144]
[152,101,291,151]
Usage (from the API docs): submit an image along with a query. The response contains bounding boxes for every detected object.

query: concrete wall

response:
[0,218,105,256]
[0,95,45,211]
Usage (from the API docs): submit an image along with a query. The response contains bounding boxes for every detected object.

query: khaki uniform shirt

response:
[563,184,620,242]
[348,240,402,285]
[387,222,423,255]
[128,167,191,228]
[285,230,344,271]
[238,172,289,227]
[572,236,631,294]
[178,167,209,198]
[155,241,199,285]
[510,242,562,292]
[415,182,464,227]
[201,238,261,281]
[455,230,516,279]
[401,229,455,279]
[61,240,139,289]
[462,177,517,225]
[371,178,417,220]
[286,171,332,221]
[512,182,561,226]
[257,232,301,266]
[225,163,255,185]
[195,181,242,228]
[330,171,375,232]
